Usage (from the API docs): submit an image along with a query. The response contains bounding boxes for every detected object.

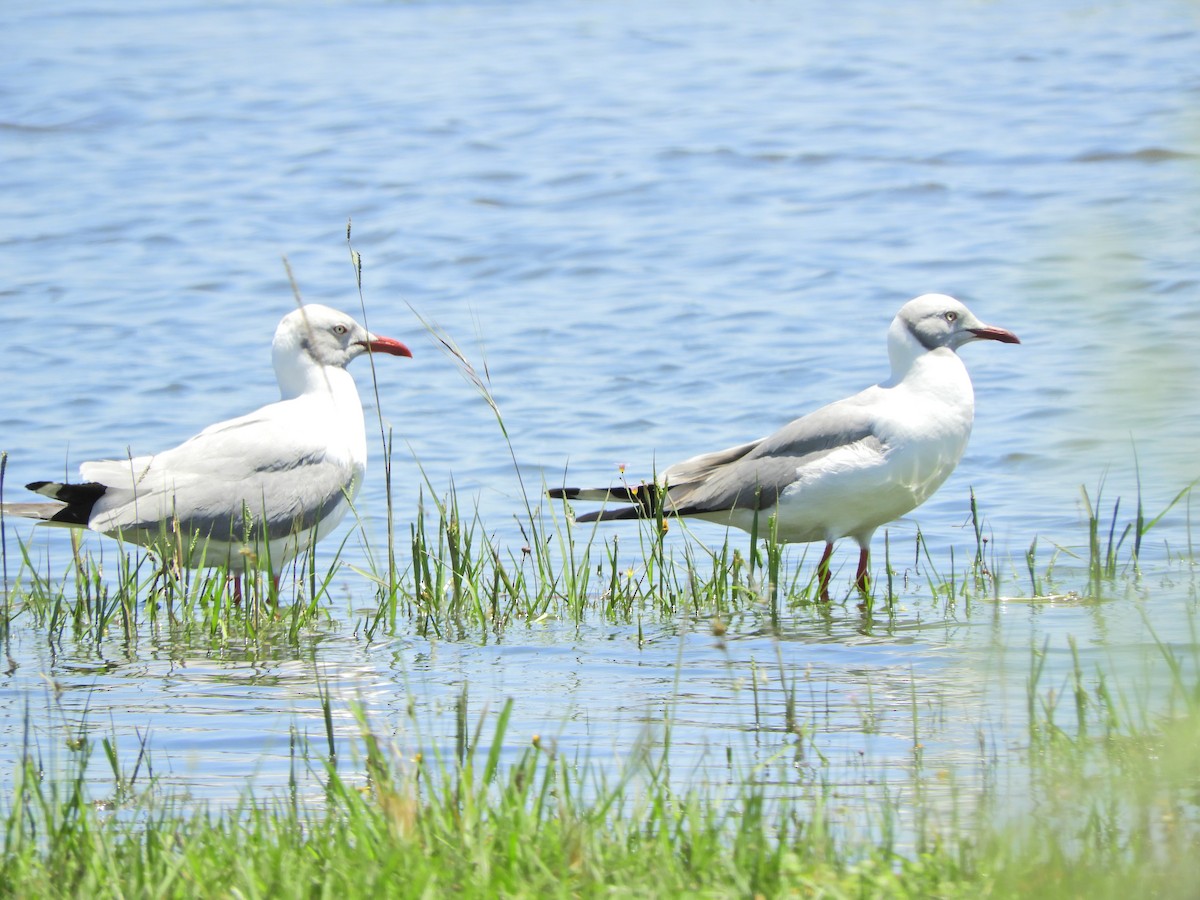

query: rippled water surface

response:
[2,0,1199,834]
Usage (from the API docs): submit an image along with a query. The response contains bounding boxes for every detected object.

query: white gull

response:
[548,293,1019,598]
[3,304,411,580]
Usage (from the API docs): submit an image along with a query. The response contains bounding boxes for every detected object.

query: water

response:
[2,0,1199,834]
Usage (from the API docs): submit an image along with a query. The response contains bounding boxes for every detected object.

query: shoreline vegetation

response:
[2,276,1198,896]
[0,475,1195,897]
[3,451,1197,897]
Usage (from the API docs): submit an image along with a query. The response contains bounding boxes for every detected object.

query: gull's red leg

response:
[854,547,870,594]
[817,542,835,601]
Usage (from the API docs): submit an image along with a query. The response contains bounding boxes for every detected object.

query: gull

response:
[547,293,1019,598]
[2,304,412,587]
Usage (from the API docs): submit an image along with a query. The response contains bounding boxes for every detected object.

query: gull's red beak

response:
[968,325,1020,345]
[361,336,413,358]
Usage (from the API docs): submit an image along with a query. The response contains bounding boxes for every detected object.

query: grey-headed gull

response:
[3,304,411,580]
[548,294,1019,597]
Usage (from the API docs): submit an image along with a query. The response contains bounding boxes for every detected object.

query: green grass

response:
[1,465,1196,898]
[2,616,1199,899]
[3,270,1199,897]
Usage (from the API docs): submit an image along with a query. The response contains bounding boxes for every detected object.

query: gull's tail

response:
[1,481,106,527]
[546,484,664,523]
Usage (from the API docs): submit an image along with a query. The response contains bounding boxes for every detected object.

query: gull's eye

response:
[943,311,958,324]
[332,324,348,336]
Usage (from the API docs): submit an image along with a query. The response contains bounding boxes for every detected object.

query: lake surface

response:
[2,0,1199,839]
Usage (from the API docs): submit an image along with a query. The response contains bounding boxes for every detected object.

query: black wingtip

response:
[575,506,652,523]
[25,481,108,527]
[548,483,669,522]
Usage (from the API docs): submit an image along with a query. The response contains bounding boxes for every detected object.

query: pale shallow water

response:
[2,0,1200,840]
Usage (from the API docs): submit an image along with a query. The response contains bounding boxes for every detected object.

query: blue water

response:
[2,0,1199,835]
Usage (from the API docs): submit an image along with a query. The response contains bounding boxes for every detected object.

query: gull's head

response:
[273,304,412,397]
[888,294,1019,373]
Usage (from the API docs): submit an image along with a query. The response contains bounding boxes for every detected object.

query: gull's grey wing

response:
[659,438,763,488]
[83,404,359,543]
[666,395,888,516]
[551,388,894,523]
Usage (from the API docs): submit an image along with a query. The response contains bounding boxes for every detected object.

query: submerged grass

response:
[2,379,1193,656]
[3,617,1200,899]
[0,708,879,897]
[2,427,1196,897]
[1,526,345,652]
